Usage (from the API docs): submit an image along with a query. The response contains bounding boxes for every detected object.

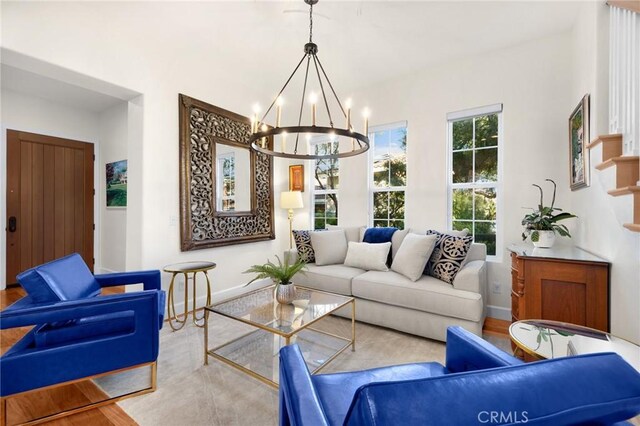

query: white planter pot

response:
[532,230,556,248]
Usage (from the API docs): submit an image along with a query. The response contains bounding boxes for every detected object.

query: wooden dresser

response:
[509,245,610,357]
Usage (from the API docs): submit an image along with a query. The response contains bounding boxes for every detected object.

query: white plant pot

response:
[532,230,556,248]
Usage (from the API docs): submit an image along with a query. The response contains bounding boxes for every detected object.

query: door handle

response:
[8,216,16,232]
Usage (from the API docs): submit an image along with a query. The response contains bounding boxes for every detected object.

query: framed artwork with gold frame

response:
[289,164,304,192]
[569,94,590,191]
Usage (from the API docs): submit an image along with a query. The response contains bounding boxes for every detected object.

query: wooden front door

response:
[5,130,94,285]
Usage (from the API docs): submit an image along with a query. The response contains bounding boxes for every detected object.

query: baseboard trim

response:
[487,305,511,321]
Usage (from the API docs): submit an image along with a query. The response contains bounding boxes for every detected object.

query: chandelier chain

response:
[309,3,313,43]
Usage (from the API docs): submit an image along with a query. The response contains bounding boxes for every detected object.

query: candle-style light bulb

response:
[362,108,370,136]
[276,97,283,128]
[309,92,318,126]
[261,124,268,148]
[281,131,287,153]
[345,98,352,130]
[252,103,261,133]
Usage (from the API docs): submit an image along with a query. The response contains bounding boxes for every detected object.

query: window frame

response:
[309,137,340,230]
[446,104,503,261]
[367,121,408,229]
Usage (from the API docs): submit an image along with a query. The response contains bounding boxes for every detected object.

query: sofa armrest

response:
[345,353,640,426]
[95,270,161,291]
[445,326,522,373]
[279,344,329,426]
[284,249,299,264]
[452,260,486,294]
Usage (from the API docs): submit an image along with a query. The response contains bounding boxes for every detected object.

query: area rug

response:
[116,315,510,426]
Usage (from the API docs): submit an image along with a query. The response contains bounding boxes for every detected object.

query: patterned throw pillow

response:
[424,230,473,284]
[292,230,315,263]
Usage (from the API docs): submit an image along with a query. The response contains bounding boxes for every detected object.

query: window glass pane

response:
[373,220,388,228]
[452,189,473,220]
[373,192,388,219]
[314,195,326,217]
[325,195,337,218]
[452,150,473,183]
[452,119,473,150]
[315,218,326,230]
[474,188,497,221]
[474,148,497,182]
[326,218,338,226]
[452,220,472,233]
[475,114,498,148]
[314,142,340,191]
[390,220,405,230]
[475,221,496,256]
[388,128,407,186]
[389,191,405,220]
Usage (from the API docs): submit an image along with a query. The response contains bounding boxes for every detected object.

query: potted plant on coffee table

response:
[244,256,307,304]
[522,179,577,248]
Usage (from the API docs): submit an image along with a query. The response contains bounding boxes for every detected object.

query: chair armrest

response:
[284,249,299,264]
[279,344,329,426]
[0,291,160,330]
[95,270,161,291]
[452,260,485,294]
[346,353,640,426]
[446,326,522,372]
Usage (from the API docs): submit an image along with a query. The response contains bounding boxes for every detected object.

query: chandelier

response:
[249,0,370,160]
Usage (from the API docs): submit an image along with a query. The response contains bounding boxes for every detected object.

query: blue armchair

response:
[0,253,166,425]
[279,326,640,426]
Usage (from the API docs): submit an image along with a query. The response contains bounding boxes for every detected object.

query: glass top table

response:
[204,285,355,387]
[510,320,640,372]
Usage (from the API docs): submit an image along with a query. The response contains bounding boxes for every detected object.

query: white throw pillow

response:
[343,242,391,271]
[391,233,438,281]
[310,230,348,266]
[326,225,365,243]
[391,228,411,259]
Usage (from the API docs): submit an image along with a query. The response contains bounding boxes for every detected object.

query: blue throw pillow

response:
[363,227,397,244]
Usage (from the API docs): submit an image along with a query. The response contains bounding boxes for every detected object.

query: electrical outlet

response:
[491,282,501,294]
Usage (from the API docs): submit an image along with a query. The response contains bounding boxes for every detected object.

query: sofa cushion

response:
[352,271,483,322]
[424,231,473,284]
[312,362,447,426]
[34,310,135,347]
[327,225,364,244]
[293,230,316,263]
[17,253,101,303]
[344,242,391,272]
[311,230,348,266]
[293,264,365,295]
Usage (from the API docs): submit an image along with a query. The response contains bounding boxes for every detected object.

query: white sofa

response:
[286,235,487,342]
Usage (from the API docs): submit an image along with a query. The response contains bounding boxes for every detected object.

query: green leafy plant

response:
[521,179,577,241]
[243,255,307,288]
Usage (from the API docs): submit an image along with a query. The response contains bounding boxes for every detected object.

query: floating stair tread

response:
[623,223,640,232]
[587,134,623,150]
[607,186,640,196]
[595,156,640,171]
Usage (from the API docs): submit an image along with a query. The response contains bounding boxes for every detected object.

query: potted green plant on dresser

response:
[521,179,577,248]
[244,256,307,304]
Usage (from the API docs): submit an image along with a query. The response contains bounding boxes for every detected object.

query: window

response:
[311,139,339,230]
[217,153,235,212]
[448,104,502,257]
[369,122,407,229]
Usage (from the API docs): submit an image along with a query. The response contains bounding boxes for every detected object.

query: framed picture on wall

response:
[289,164,304,192]
[569,94,590,191]
[106,159,128,207]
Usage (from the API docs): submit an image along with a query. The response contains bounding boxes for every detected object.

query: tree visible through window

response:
[449,108,501,256]
[370,123,407,229]
[312,140,339,230]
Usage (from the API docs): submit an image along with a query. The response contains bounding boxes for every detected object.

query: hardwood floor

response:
[1,286,137,426]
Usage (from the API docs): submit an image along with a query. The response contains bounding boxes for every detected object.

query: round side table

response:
[163,261,216,331]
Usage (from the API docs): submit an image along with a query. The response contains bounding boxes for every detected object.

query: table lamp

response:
[281,191,304,249]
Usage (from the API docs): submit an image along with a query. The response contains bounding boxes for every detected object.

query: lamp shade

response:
[280,191,304,209]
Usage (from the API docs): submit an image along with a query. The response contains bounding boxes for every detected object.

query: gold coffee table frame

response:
[163,261,216,331]
[204,285,355,388]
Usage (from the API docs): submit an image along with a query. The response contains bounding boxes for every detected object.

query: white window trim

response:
[446,105,503,262]
[309,137,340,229]
[367,121,408,228]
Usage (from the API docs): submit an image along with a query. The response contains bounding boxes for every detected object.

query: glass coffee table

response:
[204,285,355,388]
[510,319,640,371]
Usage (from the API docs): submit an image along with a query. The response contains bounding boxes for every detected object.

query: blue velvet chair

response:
[0,253,166,425]
[279,326,640,426]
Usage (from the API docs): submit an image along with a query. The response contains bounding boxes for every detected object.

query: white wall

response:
[1,2,290,303]
[0,89,100,288]
[98,101,128,273]
[568,2,640,344]
[295,32,574,317]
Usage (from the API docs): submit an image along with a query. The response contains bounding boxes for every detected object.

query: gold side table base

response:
[164,262,216,331]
